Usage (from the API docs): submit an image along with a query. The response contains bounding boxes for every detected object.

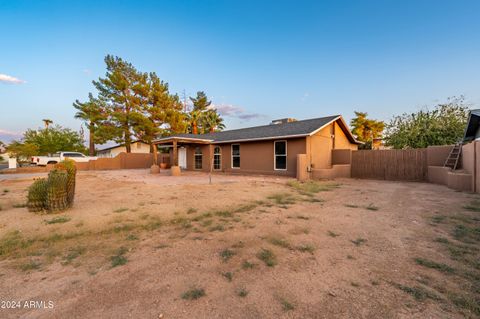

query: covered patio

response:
[154,136,214,175]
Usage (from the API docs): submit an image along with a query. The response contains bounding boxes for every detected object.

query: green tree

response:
[93,55,143,153]
[384,96,469,149]
[190,91,211,111]
[202,109,225,133]
[21,125,86,155]
[6,141,39,164]
[350,111,385,149]
[73,93,112,155]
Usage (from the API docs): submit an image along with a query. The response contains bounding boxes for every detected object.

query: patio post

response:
[173,139,178,166]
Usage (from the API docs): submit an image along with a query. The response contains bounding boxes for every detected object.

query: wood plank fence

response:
[351,149,428,181]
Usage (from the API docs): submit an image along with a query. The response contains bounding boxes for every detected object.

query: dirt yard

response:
[0,169,478,318]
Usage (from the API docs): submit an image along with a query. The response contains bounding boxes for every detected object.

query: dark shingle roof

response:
[156,115,359,144]
[464,109,480,142]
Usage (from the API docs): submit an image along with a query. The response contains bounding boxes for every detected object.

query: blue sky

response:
[1,0,479,142]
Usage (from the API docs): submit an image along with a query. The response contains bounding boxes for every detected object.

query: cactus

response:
[55,160,77,207]
[46,169,69,212]
[27,178,48,212]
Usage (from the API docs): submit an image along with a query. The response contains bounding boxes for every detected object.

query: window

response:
[274,141,287,170]
[194,147,202,169]
[231,144,240,168]
[63,152,84,158]
[213,146,221,170]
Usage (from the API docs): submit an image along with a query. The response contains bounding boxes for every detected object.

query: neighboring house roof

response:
[154,115,361,144]
[464,109,480,142]
[97,140,148,153]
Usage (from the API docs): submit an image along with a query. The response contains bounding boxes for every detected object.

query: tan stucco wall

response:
[179,138,306,176]
[306,120,358,169]
[462,142,475,174]
[426,145,453,167]
[97,142,151,158]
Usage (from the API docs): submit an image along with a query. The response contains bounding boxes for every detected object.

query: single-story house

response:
[97,140,151,158]
[464,109,480,142]
[153,115,360,177]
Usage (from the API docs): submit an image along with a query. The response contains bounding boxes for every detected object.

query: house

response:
[463,109,480,142]
[96,140,151,158]
[153,115,360,177]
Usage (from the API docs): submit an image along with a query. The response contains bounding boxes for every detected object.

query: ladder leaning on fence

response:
[443,142,462,170]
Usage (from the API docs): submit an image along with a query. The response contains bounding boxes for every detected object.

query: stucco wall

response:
[427,166,473,192]
[306,121,358,169]
[462,142,475,174]
[97,142,151,158]
[427,145,454,167]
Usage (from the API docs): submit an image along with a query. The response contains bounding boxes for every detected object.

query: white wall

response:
[97,142,151,158]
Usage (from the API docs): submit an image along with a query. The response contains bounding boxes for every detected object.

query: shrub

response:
[27,178,48,212]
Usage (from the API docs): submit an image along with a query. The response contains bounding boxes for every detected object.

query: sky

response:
[1,0,480,143]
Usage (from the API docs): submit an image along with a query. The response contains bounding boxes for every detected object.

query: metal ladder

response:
[443,142,462,170]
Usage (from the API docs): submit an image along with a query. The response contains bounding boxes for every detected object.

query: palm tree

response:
[42,119,53,129]
[188,110,203,134]
[203,110,225,133]
[73,93,107,155]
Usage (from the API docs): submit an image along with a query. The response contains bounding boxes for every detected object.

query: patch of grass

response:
[351,238,367,246]
[113,207,129,213]
[347,255,355,260]
[257,248,277,267]
[44,216,71,224]
[12,203,27,208]
[215,210,234,218]
[242,260,255,269]
[62,246,86,264]
[222,271,233,282]
[366,203,379,211]
[279,298,295,311]
[181,288,205,300]
[296,244,315,254]
[110,247,128,268]
[219,249,235,262]
[237,288,248,297]
[75,222,84,228]
[209,224,225,232]
[235,203,257,213]
[392,283,441,301]
[431,215,447,224]
[267,193,296,206]
[142,217,162,231]
[267,236,291,249]
[126,234,138,241]
[288,180,340,195]
[344,203,359,208]
[448,292,480,315]
[463,200,480,212]
[371,280,380,286]
[20,260,41,271]
[295,215,310,220]
[414,258,455,274]
[434,237,449,244]
[288,227,309,235]
[186,207,197,214]
[201,219,213,227]
[452,224,480,243]
[327,230,339,237]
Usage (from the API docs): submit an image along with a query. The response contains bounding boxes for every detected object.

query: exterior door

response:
[178,147,187,169]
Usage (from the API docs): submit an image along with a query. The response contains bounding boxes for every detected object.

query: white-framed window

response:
[231,144,240,168]
[213,146,221,170]
[274,140,287,170]
[194,147,202,169]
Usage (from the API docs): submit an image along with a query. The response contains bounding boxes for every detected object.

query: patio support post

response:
[173,139,178,166]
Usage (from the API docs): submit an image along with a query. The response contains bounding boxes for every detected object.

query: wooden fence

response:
[351,149,428,181]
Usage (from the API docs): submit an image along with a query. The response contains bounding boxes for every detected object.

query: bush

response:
[27,178,48,212]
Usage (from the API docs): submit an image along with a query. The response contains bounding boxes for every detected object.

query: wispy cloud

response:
[83,69,92,74]
[210,103,265,121]
[0,73,26,84]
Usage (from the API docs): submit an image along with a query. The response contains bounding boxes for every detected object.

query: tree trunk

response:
[210,127,215,133]
[124,129,131,153]
[193,122,198,135]
[89,126,95,156]
[152,143,158,165]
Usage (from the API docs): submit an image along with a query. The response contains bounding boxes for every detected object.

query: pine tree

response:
[73,93,110,155]
[93,55,143,153]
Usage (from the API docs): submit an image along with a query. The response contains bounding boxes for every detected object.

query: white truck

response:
[31,152,97,166]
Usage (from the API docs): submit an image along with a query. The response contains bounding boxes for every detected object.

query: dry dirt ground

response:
[0,169,479,318]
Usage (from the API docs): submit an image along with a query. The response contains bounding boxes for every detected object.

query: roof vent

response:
[270,118,297,125]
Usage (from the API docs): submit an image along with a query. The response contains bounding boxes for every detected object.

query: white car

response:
[32,152,97,166]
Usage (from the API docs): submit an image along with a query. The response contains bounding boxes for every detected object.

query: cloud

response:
[0,73,25,84]
[210,103,265,121]
[83,69,92,74]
